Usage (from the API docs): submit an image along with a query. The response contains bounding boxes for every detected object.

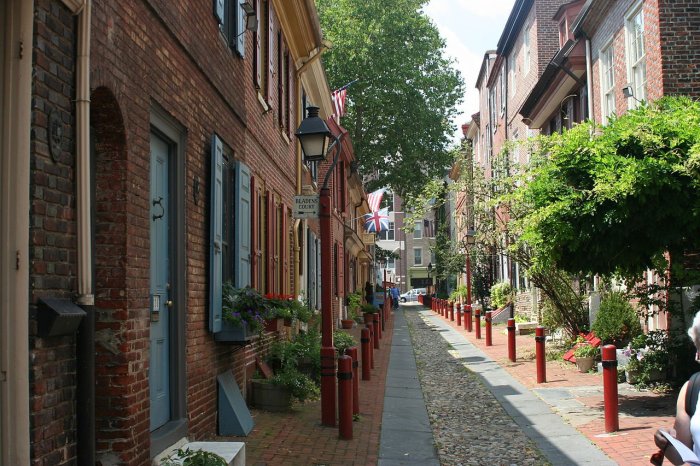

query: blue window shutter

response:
[214,0,225,25]
[234,161,251,288]
[236,0,246,57]
[210,135,224,333]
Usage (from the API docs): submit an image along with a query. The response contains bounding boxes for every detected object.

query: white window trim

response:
[599,39,616,126]
[625,0,646,109]
[523,23,531,75]
[413,221,422,239]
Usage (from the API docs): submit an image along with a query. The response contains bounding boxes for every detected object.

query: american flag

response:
[363,208,390,233]
[331,88,347,121]
[367,188,385,212]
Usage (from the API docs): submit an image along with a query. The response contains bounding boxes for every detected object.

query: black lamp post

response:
[295,105,343,427]
[427,262,433,295]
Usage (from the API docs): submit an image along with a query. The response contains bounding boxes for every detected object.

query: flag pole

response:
[333,79,359,92]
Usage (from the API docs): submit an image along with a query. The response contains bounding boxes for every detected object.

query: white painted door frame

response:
[0,0,32,464]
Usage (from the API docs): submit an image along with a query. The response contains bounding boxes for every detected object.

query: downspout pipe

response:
[585,37,594,123]
[74,1,95,465]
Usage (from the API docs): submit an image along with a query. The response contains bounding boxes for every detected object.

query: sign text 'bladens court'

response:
[293,195,320,219]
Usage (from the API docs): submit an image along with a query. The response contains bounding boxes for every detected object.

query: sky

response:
[422,0,515,143]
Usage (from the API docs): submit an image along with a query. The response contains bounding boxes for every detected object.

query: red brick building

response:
[0,0,368,464]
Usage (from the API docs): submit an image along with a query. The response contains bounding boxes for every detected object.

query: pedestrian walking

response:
[390,285,399,310]
[364,281,373,306]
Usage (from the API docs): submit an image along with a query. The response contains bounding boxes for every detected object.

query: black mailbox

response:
[37,298,87,337]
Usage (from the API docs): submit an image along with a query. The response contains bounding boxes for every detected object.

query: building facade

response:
[1,0,371,465]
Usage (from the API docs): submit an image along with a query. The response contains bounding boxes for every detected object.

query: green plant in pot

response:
[334,330,357,357]
[160,447,227,466]
[347,291,363,323]
[573,342,598,373]
[222,283,270,335]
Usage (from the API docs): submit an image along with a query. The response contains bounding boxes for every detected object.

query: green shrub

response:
[449,284,468,302]
[591,292,643,346]
[333,330,357,356]
[573,343,599,359]
[490,282,513,309]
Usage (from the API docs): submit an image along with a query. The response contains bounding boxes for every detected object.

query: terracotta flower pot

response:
[341,319,354,329]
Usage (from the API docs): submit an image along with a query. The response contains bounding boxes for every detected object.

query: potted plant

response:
[361,303,377,324]
[573,342,599,373]
[334,330,357,357]
[347,291,363,323]
[251,368,319,411]
[218,283,270,342]
[252,333,321,411]
[591,292,643,348]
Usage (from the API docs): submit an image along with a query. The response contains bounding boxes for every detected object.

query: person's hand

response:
[654,426,677,451]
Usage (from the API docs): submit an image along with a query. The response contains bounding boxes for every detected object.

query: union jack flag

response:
[363,208,390,233]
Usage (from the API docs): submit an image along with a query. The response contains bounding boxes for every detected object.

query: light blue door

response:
[149,133,171,431]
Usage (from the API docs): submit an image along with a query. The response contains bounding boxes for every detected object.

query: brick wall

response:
[29,1,79,465]
[89,0,303,464]
[658,0,700,96]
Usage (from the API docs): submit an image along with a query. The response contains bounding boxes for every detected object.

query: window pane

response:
[414,248,422,265]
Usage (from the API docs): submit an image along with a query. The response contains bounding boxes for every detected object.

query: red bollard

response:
[345,347,360,415]
[366,323,375,369]
[450,301,455,321]
[485,311,493,346]
[465,304,473,332]
[337,355,353,440]
[372,315,380,349]
[474,309,481,339]
[535,326,546,383]
[507,318,516,362]
[441,300,445,317]
[602,344,619,432]
[373,313,381,341]
[457,304,462,326]
[361,328,371,381]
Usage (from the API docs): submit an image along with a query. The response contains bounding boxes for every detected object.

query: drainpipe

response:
[74,1,95,465]
[585,37,594,123]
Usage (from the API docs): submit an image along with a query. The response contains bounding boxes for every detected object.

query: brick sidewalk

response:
[433,306,676,466]
[222,313,394,466]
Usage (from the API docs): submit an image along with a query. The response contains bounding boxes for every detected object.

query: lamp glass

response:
[295,106,332,162]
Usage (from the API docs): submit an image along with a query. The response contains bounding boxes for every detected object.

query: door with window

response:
[149,132,172,431]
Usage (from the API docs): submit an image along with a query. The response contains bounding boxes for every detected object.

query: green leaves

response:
[316,0,464,199]
[515,96,700,277]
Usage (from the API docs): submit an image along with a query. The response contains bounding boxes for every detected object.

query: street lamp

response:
[427,262,433,296]
[295,105,343,427]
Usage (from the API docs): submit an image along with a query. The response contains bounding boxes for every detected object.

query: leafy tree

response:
[515,96,700,278]
[316,0,465,199]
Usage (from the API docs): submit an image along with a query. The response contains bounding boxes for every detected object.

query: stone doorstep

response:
[152,439,245,466]
[515,322,538,335]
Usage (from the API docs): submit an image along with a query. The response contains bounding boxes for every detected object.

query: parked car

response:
[400,288,427,302]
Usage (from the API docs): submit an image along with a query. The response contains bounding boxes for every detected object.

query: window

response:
[500,66,506,115]
[378,222,395,241]
[489,88,497,132]
[625,3,646,108]
[387,258,395,270]
[209,134,252,332]
[600,43,615,125]
[509,57,516,97]
[423,219,435,238]
[523,24,531,75]
[277,31,291,132]
[214,0,247,56]
[253,1,274,102]
[413,221,422,239]
[413,248,422,266]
